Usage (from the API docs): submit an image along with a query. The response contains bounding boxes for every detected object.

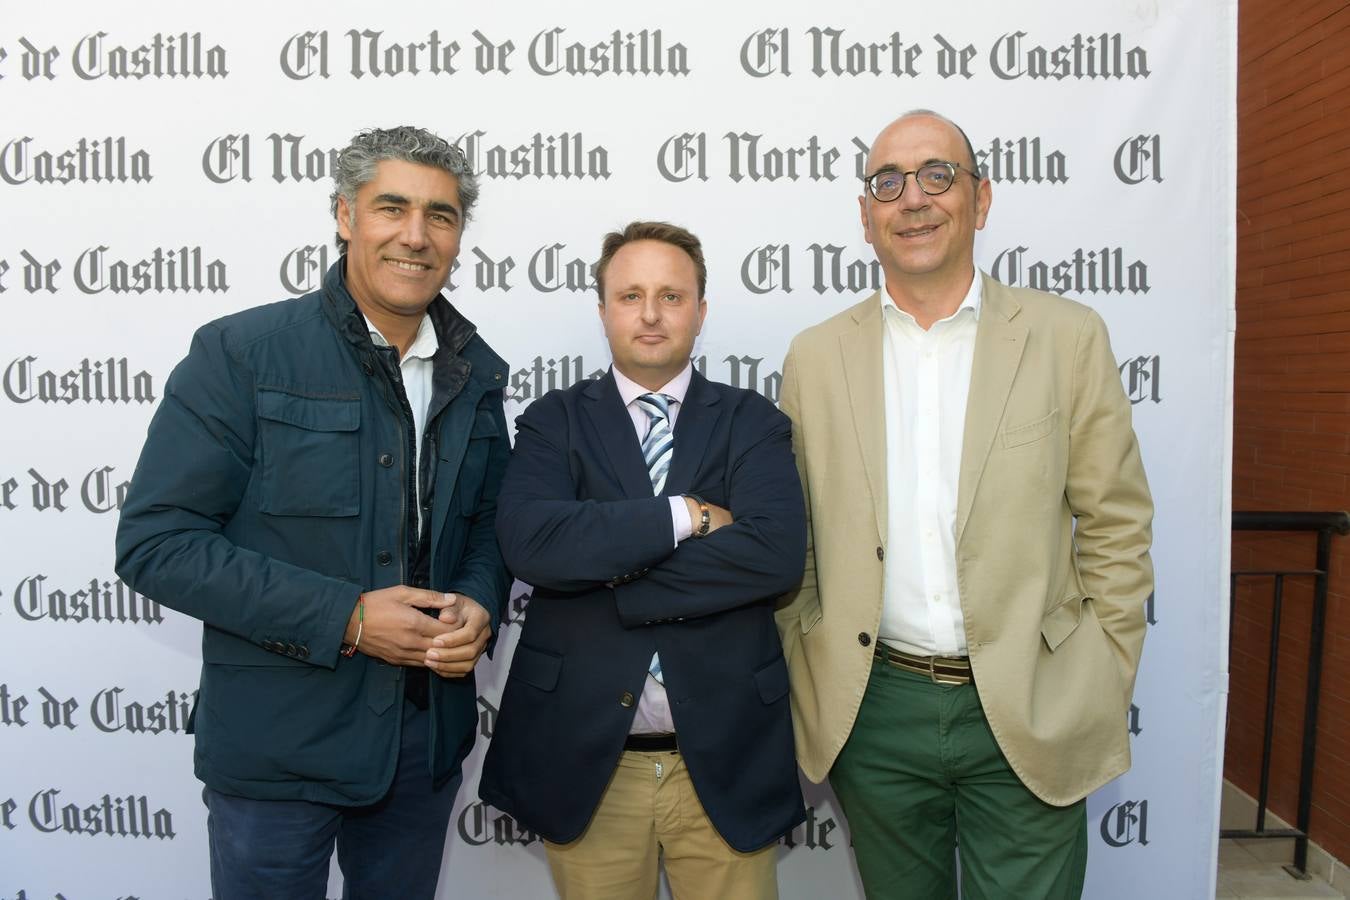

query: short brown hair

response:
[595,221,707,302]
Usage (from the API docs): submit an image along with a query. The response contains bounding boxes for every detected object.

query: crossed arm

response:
[495,391,807,625]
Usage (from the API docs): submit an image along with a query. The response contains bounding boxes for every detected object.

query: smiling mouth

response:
[386,258,432,272]
[897,225,939,238]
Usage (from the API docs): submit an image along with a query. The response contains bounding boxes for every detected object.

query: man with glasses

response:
[776,110,1154,898]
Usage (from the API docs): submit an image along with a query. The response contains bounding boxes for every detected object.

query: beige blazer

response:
[776,275,1153,805]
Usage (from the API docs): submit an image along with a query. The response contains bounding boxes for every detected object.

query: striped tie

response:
[637,392,674,685]
[637,393,675,495]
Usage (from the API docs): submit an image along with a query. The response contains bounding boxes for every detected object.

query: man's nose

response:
[898,174,932,211]
[400,211,429,249]
[640,296,662,323]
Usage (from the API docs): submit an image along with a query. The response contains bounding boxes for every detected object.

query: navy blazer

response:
[479,369,807,852]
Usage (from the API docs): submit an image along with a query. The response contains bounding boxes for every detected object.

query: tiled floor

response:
[1218,839,1345,899]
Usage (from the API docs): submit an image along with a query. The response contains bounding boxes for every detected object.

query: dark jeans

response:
[204,699,462,900]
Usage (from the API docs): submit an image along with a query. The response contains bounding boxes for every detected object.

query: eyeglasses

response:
[862,162,981,202]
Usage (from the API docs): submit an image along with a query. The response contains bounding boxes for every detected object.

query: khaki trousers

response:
[545,749,778,900]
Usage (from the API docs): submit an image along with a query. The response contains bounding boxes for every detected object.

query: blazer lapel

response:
[956,276,1028,544]
[839,294,887,545]
[664,371,722,496]
[581,371,655,499]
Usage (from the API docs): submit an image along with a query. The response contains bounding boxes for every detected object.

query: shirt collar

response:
[612,363,693,408]
[363,312,438,361]
[880,268,983,326]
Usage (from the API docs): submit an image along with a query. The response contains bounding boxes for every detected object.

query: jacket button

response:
[298,645,310,659]
[378,453,394,467]
[858,632,871,647]
[362,362,374,376]
[376,551,393,566]
[620,691,635,708]
[285,642,298,656]
[876,546,885,561]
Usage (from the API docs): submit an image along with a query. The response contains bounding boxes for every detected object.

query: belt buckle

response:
[928,655,966,686]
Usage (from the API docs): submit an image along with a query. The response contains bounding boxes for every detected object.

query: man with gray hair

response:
[116,125,511,899]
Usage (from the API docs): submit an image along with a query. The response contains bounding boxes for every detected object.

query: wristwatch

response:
[686,494,711,538]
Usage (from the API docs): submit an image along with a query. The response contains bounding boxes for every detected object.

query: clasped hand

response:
[344,585,491,677]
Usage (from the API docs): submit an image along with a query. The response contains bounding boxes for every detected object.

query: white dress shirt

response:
[611,363,695,734]
[364,313,438,534]
[878,271,982,657]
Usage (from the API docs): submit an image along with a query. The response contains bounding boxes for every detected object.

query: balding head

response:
[857,109,992,312]
[866,110,981,175]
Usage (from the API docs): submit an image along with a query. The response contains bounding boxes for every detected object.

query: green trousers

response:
[830,656,1087,900]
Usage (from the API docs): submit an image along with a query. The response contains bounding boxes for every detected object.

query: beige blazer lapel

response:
[838,293,887,545]
[956,276,1028,544]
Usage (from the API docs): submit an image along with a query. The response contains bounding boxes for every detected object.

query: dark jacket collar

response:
[319,257,506,387]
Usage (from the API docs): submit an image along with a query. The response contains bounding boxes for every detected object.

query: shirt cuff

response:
[669,495,693,546]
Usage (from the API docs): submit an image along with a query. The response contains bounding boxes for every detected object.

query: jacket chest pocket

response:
[256,389,361,517]
[448,407,499,516]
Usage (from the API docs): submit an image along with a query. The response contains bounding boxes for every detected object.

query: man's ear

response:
[336,195,354,242]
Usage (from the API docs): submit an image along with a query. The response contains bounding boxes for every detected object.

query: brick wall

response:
[1230,0,1350,861]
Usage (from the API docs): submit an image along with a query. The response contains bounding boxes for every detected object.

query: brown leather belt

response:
[874,645,972,685]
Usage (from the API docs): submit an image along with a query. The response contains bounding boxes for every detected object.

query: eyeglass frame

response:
[861,161,984,202]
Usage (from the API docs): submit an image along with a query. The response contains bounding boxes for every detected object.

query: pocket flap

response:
[753,655,790,704]
[1041,594,1085,652]
[510,643,562,692]
[469,408,500,439]
[257,389,360,432]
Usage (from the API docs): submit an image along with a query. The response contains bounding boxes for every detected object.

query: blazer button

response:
[876,546,885,561]
[362,362,374,375]
[298,645,310,659]
[858,632,871,647]
[379,453,394,468]
[620,691,635,708]
[285,642,298,656]
[376,551,393,566]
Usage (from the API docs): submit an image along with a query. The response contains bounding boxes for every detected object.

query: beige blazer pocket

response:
[1001,408,1059,449]
[1041,594,1085,652]
[800,597,823,634]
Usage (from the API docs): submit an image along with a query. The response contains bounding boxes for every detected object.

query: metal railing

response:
[1222,510,1350,878]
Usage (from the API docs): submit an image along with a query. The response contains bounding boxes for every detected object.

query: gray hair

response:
[329,125,479,254]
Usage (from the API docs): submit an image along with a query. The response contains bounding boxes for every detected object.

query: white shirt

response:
[364,313,438,533]
[879,271,982,657]
[611,363,696,734]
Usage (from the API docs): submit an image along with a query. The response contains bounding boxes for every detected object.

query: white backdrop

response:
[0,2,1234,897]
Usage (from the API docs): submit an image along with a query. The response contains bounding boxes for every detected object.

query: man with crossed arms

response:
[482,221,806,899]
